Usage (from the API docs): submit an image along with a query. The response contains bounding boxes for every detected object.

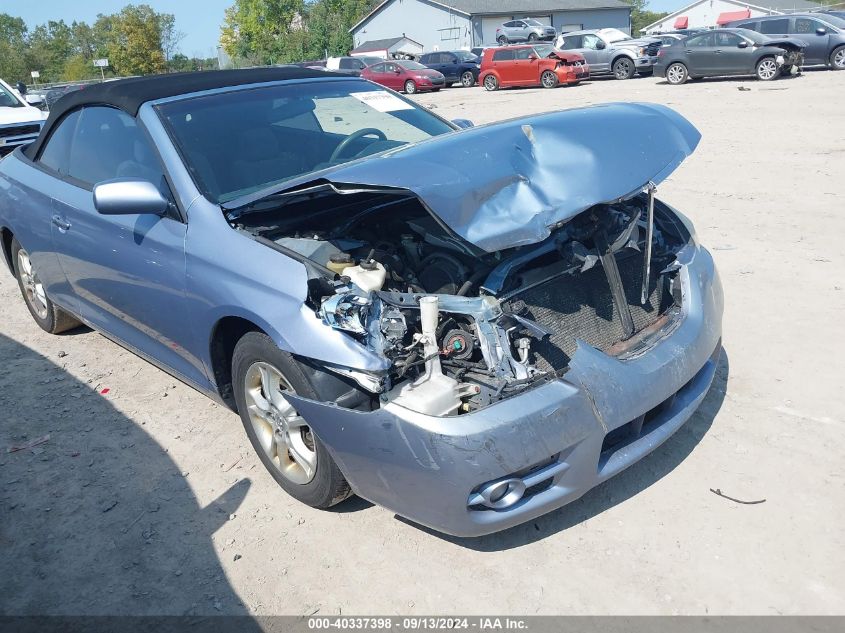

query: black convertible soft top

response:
[24,67,331,159]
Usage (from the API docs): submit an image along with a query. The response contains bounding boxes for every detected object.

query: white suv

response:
[0,78,47,157]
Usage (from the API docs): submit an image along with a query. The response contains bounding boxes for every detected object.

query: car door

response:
[683,33,717,75]
[581,34,608,72]
[712,31,748,74]
[491,48,516,85]
[513,47,536,84]
[46,105,204,385]
[790,17,829,64]
[441,53,459,81]
[385,62,405,90]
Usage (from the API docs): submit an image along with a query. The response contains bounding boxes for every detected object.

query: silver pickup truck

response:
[555,28,662,79]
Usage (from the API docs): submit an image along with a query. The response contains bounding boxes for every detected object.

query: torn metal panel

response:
[225,103,701,252]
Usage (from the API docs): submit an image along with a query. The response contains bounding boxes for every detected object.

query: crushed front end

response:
[227,104,722,536]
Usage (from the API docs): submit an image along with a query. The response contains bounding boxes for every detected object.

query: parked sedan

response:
[496,18,557,44]
[361,60,445,93]
[0,68,723,537]
[418,50,480,87]
[480,44,589,90]
[655,28,805,84]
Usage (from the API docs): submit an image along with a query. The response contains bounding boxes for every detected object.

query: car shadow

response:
[0,332,261,621]
[404,348,730,551]
[655,73,805,86]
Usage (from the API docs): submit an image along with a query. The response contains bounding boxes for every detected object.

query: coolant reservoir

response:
[343,260,386,292]
[327,253,355,274]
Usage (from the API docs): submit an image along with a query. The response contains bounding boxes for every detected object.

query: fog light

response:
[474,478,526,510]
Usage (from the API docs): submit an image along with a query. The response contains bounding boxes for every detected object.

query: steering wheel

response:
[330,128,387,162]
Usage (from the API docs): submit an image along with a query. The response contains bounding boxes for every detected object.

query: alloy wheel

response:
[541,70,558,88]
[243,361,316,485]
[614,58,634,79]
[833,47,845,69]
[757,58,778,80]
[461,71,475,87]
[404,80,417,94]
[666,63,687,85]
[17,249,48,320]
[483,75,498,91]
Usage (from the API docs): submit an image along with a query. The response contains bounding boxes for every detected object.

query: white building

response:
[642,0,822,34]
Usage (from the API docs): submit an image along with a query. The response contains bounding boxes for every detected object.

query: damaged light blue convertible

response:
[0,68,723,536]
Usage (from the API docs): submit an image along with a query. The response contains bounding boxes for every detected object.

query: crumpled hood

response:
[230,102,700,253]
[759,36,807,50]
[549,50,584,63]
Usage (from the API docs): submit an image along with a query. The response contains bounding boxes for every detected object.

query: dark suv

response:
[729,13,845,68]
[418,51,481,87]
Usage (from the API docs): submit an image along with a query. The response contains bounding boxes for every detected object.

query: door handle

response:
[51,215,71,231]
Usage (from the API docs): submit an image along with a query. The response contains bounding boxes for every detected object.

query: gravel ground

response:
[1,69,843,616]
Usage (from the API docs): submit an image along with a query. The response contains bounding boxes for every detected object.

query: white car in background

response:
[0,78,47,157]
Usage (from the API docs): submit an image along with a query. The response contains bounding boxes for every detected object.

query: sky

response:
[2,0,684,57]
[1,0,234,58]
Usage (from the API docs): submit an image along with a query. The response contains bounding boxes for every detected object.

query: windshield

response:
[524,19,543,26]
[820,14,845,29]
[0,82,24,108]
[456,51,479,62]
[602,28,632,43]
[396,60,427,70]
[532,44,555,57]
[156,80,454,204]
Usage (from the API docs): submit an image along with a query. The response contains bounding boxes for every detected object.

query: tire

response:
[404,80,417,94]
[11,238,80,334]
[756,57,779,81]
[497,35,508,45]
[665,62,688,85]
[528,33,538,42]
[540,70,559,88]
[460,70,475,87]
[831,45,845,70]
[232,332,351,509]
[483,74,499,91]
[612,57,636,80]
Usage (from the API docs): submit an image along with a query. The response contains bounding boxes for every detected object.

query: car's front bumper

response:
[286,242,723,537]
[635,55,659,69]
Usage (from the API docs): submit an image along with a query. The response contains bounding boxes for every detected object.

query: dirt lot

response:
[1,70,844,616]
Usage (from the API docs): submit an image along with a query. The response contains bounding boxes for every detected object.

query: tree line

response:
[0,4,215,85]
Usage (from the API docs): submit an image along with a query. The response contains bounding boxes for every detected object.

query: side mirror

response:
[738,41,749,48]
[451,118,474,129]
[394,68,401,74]
[452,58,458,64]
[528,54,538,60]
[596,40,607,50]
[93,180,170,216]
[816,27,827,35]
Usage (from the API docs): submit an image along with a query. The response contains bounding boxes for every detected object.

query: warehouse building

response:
[642,0,822,34]
[350,0,633,53]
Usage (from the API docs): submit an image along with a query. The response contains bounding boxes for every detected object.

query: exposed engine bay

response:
[232,184,691,416]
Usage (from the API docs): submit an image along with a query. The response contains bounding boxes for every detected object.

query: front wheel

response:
[830,46,845,70]
[483,74,499,91]
[232,332,351,508]
[612,57,636,80]
[404,80,417,94]
[756,57,779,81]
[540,70,558,88]
[460,70,475,87]
[12,238,80,334]
[665,62,689,85]
[528,33,538,42]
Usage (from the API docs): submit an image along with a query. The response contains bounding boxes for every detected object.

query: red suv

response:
[479,43,589,90]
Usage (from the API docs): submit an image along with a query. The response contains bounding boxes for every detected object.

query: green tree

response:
[98,4,167,76]
[220,0,307,63]
[623,0,669,35]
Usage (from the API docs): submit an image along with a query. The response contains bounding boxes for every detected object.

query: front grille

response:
[507,253,671,372]
[0,124,41,139]
[645,42,661,56]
